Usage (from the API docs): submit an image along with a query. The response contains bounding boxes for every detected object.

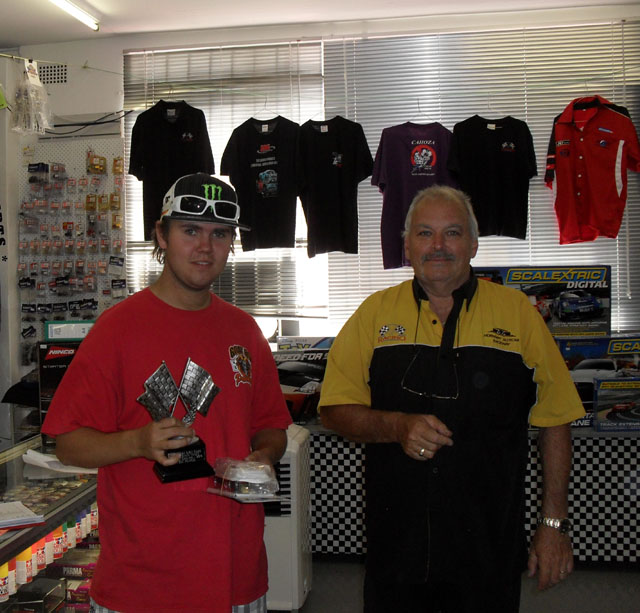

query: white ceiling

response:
[1,0,636,49]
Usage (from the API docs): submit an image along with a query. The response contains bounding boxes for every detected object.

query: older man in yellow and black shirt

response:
[319,185,584,613]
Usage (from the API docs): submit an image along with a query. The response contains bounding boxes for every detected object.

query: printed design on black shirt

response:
[501,141,516,152]
[410,143,436,175]
[229,345,253,386]
[332,152,343,167]
[378,324,407,343]
[483,327,519,347]
[181,132,195,142]
[257,143,276,154]
[256,169,278,198]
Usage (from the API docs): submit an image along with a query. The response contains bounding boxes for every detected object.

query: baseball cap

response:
[160,173,251,231]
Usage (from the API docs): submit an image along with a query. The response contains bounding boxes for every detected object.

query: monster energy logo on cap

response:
[202,183,222,200]
[161,172,251,231]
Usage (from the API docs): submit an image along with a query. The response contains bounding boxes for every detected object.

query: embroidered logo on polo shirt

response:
[378,324,407,343]
[484,327,519,347]
[501,141,516,152]
[229,345,252,386]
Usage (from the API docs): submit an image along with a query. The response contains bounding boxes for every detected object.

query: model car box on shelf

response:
[38,341,82,420]
[474,265,611,337]
[593,377,640,432]
[276,336,335,350]
[557,336,640,427]
[272,349,329,424]
[44,548,100,580]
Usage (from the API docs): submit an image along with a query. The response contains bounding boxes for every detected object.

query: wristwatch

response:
[537,516,572,534]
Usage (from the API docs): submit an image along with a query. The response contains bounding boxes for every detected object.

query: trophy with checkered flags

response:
[137,358,220,483]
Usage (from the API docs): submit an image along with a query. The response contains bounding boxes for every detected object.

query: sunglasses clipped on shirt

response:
[171,195,240,222]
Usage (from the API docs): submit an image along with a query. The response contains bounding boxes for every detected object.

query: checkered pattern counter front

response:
[309,429,639,563]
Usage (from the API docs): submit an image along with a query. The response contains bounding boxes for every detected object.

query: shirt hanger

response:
[408,99,435,124]
[253,96,279,121]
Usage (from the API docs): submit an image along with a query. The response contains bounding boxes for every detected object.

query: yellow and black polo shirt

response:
[319,273,584,594]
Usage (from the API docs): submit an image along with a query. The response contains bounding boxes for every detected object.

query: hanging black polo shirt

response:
[129,100,215,240]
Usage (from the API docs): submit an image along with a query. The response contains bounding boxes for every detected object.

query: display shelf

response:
[0,437,96,565]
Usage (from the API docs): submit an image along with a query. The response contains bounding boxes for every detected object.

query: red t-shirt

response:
[42,289,291,612]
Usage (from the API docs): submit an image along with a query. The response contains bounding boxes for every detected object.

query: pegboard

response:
[17,135,126,370]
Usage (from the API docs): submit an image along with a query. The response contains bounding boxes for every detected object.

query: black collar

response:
[411,267,478,311]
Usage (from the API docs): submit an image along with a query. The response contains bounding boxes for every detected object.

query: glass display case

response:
[0,437,96,565]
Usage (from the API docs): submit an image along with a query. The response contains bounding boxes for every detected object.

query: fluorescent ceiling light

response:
[48,0,100,31]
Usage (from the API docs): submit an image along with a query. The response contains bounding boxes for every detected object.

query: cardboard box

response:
[44,549,100,580]
[38,341,82,419]
[594,377,640,431]
[474,266,611,337]
[273,349,328,423]
[65,579,90,604]
[276,336,334,350]
[558,336,640,427]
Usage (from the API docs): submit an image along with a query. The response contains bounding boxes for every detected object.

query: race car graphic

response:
[552,290,602,321]
[256,169,278,197]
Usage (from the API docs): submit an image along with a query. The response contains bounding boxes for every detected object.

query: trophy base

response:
[153,438,214,483]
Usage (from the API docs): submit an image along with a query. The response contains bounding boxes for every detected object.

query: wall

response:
[0,57,26,391]
[0,4,639,396]
[15,5,640,116]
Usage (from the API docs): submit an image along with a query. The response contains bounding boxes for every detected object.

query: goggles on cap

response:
[165,195,240,222]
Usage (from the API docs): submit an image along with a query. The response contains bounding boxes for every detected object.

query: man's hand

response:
[527,525,574,590]
[133,417,196,466]
[395,413,453,460]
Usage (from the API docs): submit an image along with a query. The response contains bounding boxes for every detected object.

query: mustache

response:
[421,251,455,263]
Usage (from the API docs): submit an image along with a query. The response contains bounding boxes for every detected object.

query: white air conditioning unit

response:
[264,424,312,611]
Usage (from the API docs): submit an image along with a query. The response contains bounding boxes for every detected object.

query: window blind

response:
[122,42,325,316]
[324,21,640,331]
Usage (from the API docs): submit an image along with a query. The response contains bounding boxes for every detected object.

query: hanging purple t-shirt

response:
[372,122,457,269]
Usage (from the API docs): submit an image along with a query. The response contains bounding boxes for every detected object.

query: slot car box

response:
[593,377,640,432]
[474,266,611,337]
[557,336,640,427]
[272,348,329,424]
[38,341,82,418]
[276,336,335,350]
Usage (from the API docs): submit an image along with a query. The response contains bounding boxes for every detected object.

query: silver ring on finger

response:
[419,448,425,457]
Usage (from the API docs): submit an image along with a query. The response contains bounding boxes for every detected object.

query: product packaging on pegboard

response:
[17,137,127,368]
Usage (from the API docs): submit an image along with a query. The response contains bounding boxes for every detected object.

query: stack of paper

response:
[0,501,44,529]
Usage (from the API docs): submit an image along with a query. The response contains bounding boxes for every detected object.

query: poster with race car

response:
[557,336,640,427]
[273,349,329,423]
[474,265,611,337]
[593,377,640,431]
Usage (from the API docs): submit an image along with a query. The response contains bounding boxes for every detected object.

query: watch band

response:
[537,516,572,534]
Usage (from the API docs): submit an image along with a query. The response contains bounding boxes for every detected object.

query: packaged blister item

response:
[208,458,279,502]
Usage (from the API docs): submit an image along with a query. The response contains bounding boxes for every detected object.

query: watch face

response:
[559,519,572,534]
